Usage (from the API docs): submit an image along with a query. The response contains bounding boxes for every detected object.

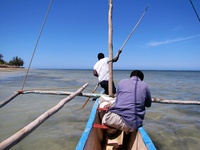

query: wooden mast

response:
[108,0,113,97]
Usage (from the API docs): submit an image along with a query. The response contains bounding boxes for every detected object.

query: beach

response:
[0,68,25,71]
[0,68,26,77]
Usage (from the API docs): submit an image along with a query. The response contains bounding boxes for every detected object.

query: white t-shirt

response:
[94,57,109,82]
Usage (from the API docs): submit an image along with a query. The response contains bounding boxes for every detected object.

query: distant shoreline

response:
[0,68,26,79]
[0,67,199,72]
[0,64,25,72]
[0,67,25,72]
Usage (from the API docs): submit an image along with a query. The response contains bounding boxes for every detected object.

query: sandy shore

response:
[0,68,26,78]
[0,68,26,72]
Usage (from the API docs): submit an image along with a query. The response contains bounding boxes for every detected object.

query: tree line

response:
[0,53,24,67]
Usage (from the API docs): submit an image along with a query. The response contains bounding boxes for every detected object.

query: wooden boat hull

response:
[76,97,156,150]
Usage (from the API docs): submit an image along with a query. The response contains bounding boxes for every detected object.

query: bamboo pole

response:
[0,83,88,150]
[78,84,99,109]
[152,98,200,105]
[120,5,149,50]
[21,0,53,91]
[108,0,114,97]
[190,0,200,22]
[0,91,22,108]
[22,90,101,98]
[22,91,200,105]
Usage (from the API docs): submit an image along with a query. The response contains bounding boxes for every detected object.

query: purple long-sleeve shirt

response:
[109,76,152,131]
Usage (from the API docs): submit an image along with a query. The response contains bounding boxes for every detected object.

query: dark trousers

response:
[100,80,116,95]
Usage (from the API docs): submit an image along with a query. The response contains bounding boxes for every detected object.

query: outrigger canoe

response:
[76,95,156,150]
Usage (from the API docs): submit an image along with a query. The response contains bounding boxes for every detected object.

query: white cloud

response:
[145,35,199,47]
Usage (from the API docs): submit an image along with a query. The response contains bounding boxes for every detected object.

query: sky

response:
[0,0,200,70]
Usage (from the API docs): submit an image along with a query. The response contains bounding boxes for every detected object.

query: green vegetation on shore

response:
[0,53,24,68]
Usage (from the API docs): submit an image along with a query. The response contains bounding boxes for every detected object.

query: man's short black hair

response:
[130,70,144,81]
[98,53,105,60]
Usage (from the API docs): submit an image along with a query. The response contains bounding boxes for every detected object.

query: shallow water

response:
[0,69,200,150]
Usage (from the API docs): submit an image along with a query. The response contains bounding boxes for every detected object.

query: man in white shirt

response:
[93,50,122,94]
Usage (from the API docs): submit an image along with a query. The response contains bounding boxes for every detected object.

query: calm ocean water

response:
[0,69,200,150]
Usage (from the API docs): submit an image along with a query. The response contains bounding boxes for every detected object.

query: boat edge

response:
[75,99,99,150]
[138,127,157,150]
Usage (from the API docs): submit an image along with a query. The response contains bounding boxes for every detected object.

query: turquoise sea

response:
[0,69,200,150]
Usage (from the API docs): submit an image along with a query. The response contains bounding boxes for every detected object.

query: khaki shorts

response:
[102,111,134,133]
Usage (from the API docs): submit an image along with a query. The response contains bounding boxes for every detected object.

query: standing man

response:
[93,50,122,95]
[102,70,152,134]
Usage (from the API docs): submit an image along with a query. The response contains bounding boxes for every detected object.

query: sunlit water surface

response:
[0,69,200,150]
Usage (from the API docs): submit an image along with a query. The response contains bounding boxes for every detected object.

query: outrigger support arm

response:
[0,91,22,108]
[0,83,88,150]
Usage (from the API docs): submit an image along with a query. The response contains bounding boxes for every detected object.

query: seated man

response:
[102,70,152,136]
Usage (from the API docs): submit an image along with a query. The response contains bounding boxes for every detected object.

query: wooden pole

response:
[78,84,99,109]
[21,0,53,91]
[120,5,149,50]
[108,0,114,97]
[22,89,101,98]
[0,91,22,108]
[0,83,88,150]
[152,98,200,105]
[190,0,200,22]
[23,91,200,105]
